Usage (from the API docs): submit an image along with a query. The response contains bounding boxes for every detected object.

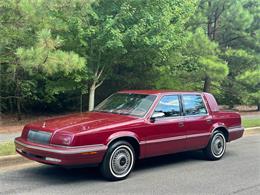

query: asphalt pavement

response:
[0,132,20,143]
[0,134,259,195]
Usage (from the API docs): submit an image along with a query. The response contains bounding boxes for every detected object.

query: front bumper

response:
[15,137,107,166]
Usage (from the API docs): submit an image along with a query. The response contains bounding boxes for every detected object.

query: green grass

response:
[0,141,16,156]
[242,118,260,128]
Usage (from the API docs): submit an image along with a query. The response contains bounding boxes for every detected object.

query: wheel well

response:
[214,127,229,141]
[108,137,140,159]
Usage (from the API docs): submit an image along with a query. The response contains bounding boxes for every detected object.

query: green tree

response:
[0,0,41,118]
[82,0,197,110]
[237,63,260,110]
[0,0,86,119]
[177,0,259,110]
[156,28,228,92]
[218,0,260,108]
[1,0,259,117]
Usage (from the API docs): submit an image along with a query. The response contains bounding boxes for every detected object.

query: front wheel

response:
[203,130,226,160]
[100,141,135,181]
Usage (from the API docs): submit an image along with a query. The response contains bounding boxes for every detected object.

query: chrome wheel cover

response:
[211,133,226,158]
[109,145,134,178]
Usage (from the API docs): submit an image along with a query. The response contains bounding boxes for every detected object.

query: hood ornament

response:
[42,122,46,128]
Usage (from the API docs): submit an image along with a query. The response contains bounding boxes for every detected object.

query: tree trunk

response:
[257,103,260,111]
[207,21,212,40]
[9,98,14,113]
[207,0,212,40]
[87,65,105,111]
[203,76,211,92]
[17,98,21,121]
[80,94,83,113]
[88,82,96,111]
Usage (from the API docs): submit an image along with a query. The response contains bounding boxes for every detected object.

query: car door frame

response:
[180,93,213,150]
[141,94,188,157]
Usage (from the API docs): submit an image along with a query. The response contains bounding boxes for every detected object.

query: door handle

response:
[206,119,212,123]
[179,122,184,127]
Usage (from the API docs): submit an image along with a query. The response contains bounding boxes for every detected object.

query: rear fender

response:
[210,123,228,134]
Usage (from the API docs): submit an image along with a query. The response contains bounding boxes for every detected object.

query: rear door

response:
[182,94,212,150]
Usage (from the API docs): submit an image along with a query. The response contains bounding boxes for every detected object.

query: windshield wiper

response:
[93,109,130,116]
[107,110,128,115]
[116,112,130,116]
[92,110,111,113]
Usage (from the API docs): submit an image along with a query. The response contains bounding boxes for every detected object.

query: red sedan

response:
[15,90,244,180]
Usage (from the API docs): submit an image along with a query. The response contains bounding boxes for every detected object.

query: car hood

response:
[25,112,140,134]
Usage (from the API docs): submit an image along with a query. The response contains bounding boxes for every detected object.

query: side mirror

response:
[150,112,165,123]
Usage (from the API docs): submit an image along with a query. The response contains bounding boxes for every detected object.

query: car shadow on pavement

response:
[13,150,209,183]
[135,150,206,171]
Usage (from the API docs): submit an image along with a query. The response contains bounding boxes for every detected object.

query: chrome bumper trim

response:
[15,139,107,154]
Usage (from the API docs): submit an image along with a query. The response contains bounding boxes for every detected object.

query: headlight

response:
[51,133,73,146]
[62,136,72,145]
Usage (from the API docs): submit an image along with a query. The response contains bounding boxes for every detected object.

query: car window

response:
[182,95,207,116]
[94,93,156,117]
[154,95,181,117]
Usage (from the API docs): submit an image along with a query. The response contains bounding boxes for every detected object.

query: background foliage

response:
[0,0,259,119]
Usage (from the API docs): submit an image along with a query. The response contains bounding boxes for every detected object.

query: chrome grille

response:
[27,130,51,144]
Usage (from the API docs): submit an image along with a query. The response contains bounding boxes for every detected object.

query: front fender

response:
[106,131,140,146]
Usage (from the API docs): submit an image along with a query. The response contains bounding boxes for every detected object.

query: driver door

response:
[143,95,187,157]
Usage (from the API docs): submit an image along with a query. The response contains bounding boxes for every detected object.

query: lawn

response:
[0,141,16,156]
[242,118,260,128]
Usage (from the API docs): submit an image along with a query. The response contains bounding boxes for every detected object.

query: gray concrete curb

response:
[244,126,260,135]
[245,126,260,130]
[0,126,259,169]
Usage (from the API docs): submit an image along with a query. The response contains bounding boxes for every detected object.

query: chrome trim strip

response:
[140,132,210,145]
[228,125,242,129]
[15,140,107,154]
[187,132,211,138]
[182,113,210,118]
[153,115,184,122]
[144,135,186,144]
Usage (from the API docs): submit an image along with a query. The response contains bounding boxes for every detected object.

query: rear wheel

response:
[100,141,135,181]
[203,130,226,160]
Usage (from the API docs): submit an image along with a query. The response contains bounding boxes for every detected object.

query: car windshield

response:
[94,93,157,117]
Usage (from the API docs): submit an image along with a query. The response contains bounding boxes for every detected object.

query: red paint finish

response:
[15,137,106,166]
[15,91,244,166]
